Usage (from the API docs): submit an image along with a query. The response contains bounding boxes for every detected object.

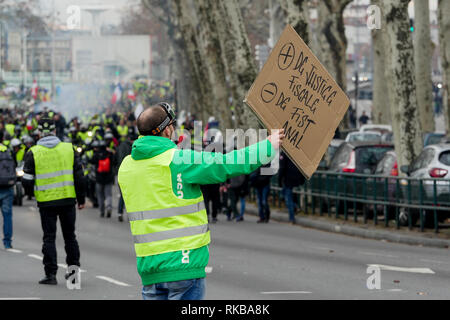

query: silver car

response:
[401,144,450,224]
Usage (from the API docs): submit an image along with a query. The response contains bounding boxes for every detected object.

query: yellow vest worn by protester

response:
[30,142,76,203]
[118,148,210,258]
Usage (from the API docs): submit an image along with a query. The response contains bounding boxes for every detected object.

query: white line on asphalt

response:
[367,264,435,274]
[6,249,22,253]
[0,297,41,300]
[95,276,131,287]
[387,289,403,292]
[56,263,87,272]
[260,291,312,294]
[358,251,398,258]
[307,246,333,251]
[28,254,43,261]
[205,267,213,273]
[420,259,450,265]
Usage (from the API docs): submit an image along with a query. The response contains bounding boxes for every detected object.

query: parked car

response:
[318,139,345,170]
[345,131,382,143]
[370,151,409,224]
[423,132,446,147]
[320,142,394,214]
[400,143,450,225]
[328,141,394,174]
[359,124,392,135]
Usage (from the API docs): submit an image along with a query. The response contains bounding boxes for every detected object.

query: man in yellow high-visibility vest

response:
[118,102,285,300]
[23,114,86,285]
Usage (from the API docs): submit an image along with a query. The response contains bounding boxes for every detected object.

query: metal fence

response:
[254,171,450,233]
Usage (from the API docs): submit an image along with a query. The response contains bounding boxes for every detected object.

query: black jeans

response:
[201,184,220,219]
[39,205,80,276]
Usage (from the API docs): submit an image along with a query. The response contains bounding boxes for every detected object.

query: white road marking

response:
[358,251,398,258]
[368,264,435,274]
[205,266,213,273]
[57,264,87,273]
[307,246,333,251]
[95,276,131,287]
[6,249,22,253]
[28,254,43,261]
[261,291,312,294]
[0,297,41,300]
[420,259,450,265]
[387,289,403,292]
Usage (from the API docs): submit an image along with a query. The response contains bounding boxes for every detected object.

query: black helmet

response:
[38,113,55,134]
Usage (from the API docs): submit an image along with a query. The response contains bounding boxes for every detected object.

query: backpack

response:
[0,148,16,187]
[97,157,111,173]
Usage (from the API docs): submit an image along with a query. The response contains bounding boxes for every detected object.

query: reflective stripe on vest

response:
[128,202,205,222]
[118,148,210,257]
[35,180,74,191]
[31,142,76,203]
[36,169,73,180]
[134,224,209,244]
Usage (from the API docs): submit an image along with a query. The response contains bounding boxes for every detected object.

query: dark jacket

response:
[90,147,115,185]
[229,174,249,197]
[249,163,272,189]
[279,152,305,188]
[23,135,86,208]
[114,140,132,173]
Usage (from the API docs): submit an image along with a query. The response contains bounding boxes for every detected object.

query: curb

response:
[245,204,450,249]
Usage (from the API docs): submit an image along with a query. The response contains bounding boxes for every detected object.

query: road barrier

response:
[253,171,450,233]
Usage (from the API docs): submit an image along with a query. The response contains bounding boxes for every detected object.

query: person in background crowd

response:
[359,111,369,127]
[250,163,273,223]
[228,174,249,222]
[22,114,85,285]
[0,130,16,249]
[115,133,136,222]
[90,140,115,218]
[279,152,305,224]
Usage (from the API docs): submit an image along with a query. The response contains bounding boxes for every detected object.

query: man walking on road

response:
[22,114,86,285]
[0,130,16,249]
[118,102,284,300]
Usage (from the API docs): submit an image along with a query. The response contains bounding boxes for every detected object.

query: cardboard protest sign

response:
[244,25,350,179]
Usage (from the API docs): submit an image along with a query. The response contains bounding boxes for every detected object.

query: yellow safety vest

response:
[118,148,210,257]
[31,142,76,203]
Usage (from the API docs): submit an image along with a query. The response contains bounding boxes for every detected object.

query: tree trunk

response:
[142,0,201,117]
[211,0,260,130]
[194,0,233,130]
[316,0,352,130]
[278,0,310,45]
[438,0,450,133]
[381,0,423,170]
[172,0,215,123]
[371,0,391,124]
[269,1,285,48]
[414,0,434,132]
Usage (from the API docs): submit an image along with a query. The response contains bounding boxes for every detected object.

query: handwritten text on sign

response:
[245,25,349,179]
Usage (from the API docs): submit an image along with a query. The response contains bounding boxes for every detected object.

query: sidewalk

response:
[245,203,450,249]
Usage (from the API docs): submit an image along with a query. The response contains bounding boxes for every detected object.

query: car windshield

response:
[356,146,393,173]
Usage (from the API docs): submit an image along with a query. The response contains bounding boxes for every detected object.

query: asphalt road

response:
[1,196,449,300]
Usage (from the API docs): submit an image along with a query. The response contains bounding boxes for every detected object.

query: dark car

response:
[328,141,394,174]
[319,142,394,214]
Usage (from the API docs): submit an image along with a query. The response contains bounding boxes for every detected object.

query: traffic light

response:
[409,18,414,32]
